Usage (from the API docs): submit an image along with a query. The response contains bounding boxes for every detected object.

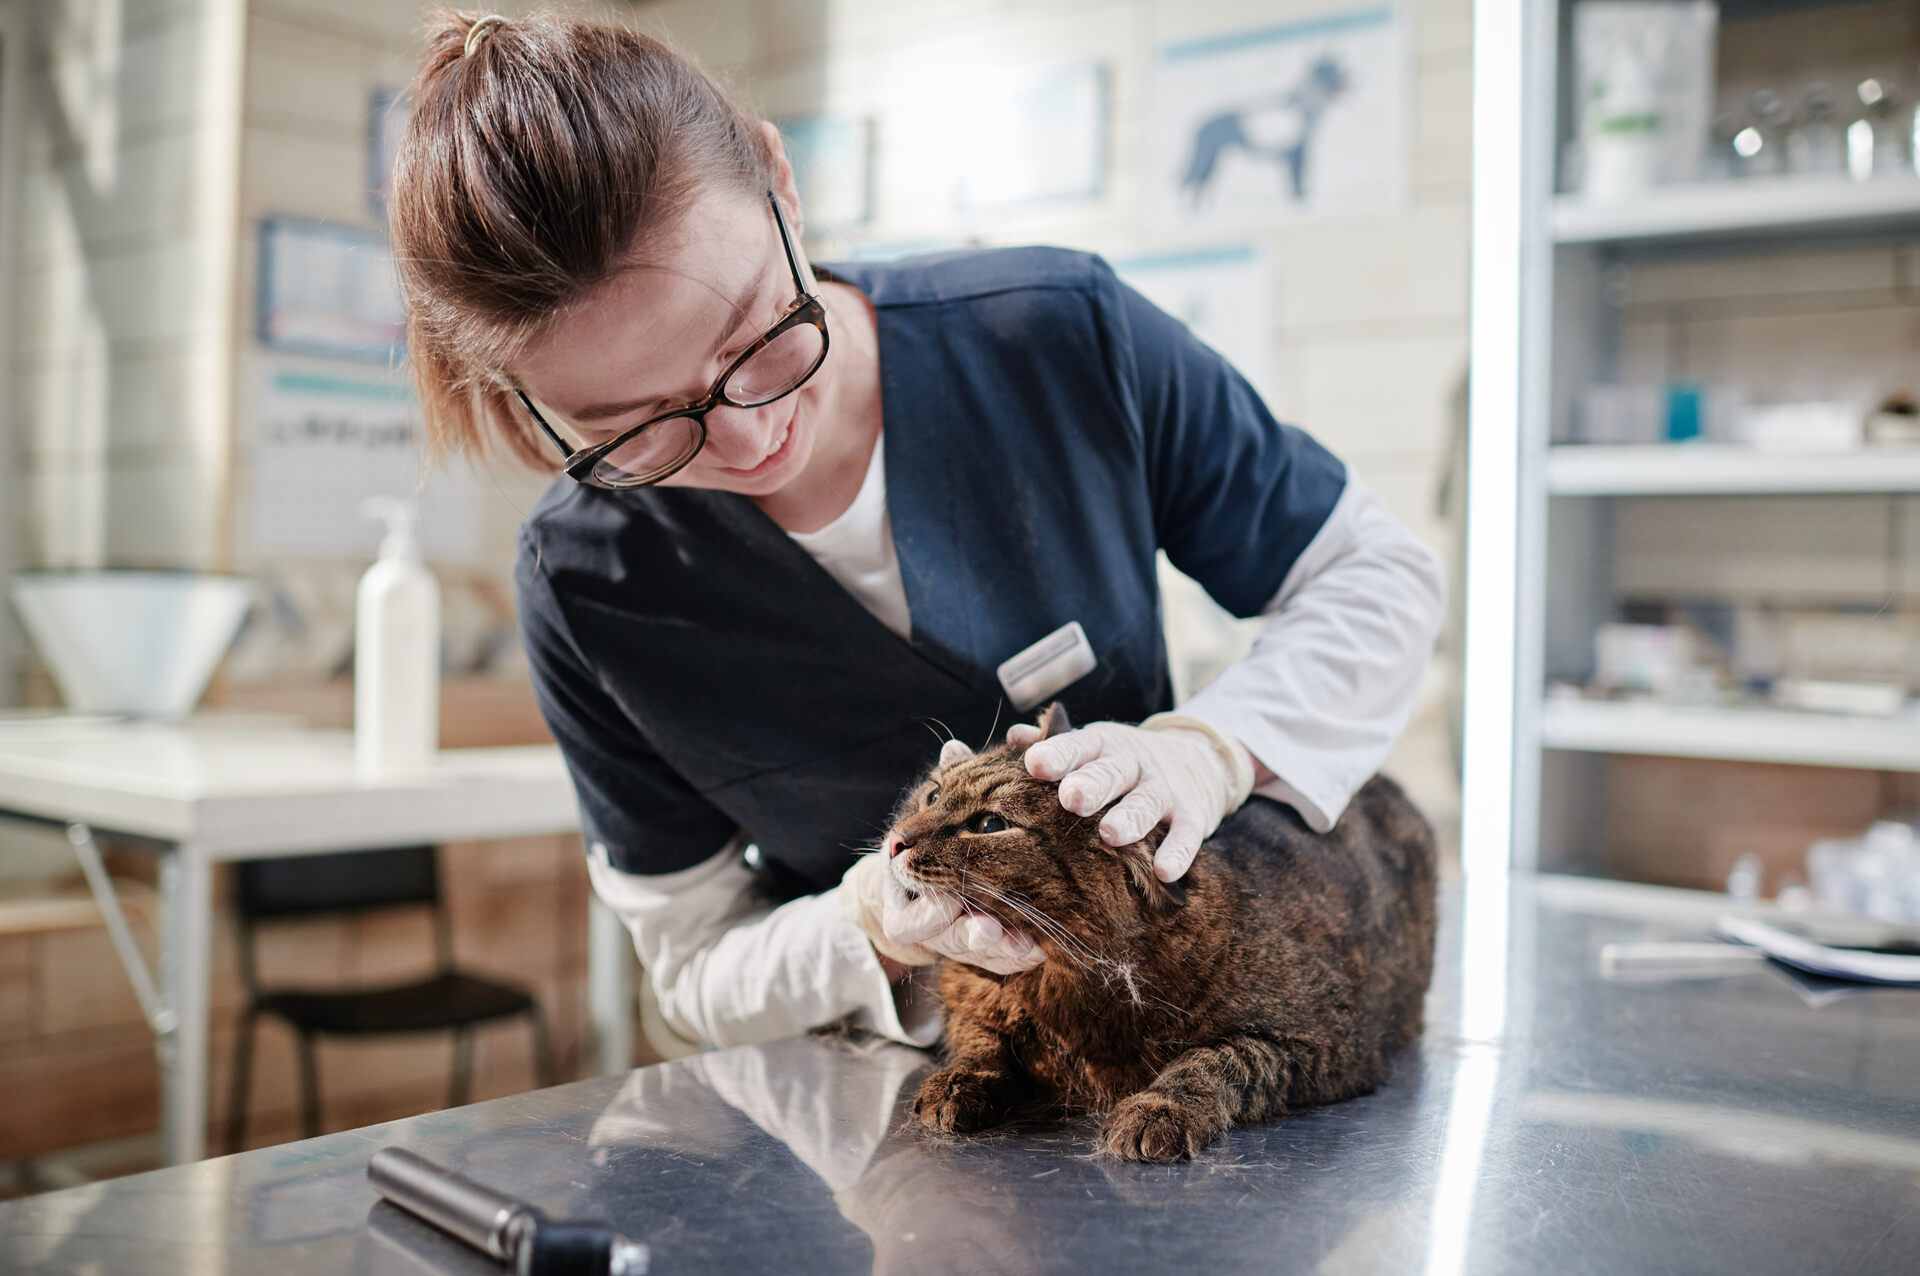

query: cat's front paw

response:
[1100,1091,1224,1162]
[914,1067,1011,1134]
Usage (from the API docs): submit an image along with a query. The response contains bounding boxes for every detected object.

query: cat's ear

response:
[1037,702,1072,740]
[1119,831,1188,910]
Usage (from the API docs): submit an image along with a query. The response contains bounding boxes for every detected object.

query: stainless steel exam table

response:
[4,873,1917,1275]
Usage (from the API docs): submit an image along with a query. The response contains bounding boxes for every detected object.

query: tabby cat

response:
[885,704,1436,1162]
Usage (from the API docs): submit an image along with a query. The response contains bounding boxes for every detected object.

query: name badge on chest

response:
[996,621,1097,711]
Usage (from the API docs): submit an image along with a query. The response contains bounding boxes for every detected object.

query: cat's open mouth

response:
[901,882,989,922]
[890,858,982,915]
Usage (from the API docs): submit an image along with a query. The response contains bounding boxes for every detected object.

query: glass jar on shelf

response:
[1735,89,1791,178]
[1786,82,1846,176]
[1705,108,1744,181]
[1850,78,1913,180]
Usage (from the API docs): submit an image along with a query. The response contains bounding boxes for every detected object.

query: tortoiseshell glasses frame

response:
[514,191,830,489]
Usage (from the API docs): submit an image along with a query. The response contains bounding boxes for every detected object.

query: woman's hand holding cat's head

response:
[1010,713,1256,882]
[888,885,1043,975]
[840,841,1044,978]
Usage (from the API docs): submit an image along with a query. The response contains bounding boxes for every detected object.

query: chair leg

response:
[224,1008,257,1155]
[448,1028,474,1109]
[295,1031,323,1140]
[528,1005,556,1090]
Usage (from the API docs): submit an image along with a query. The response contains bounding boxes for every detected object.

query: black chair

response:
[224,846,555,1152]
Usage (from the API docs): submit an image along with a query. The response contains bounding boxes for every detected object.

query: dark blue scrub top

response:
[515,247,1345,887]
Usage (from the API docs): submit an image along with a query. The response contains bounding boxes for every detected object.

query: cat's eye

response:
[969,812,1009,835]
[925,786,940,807]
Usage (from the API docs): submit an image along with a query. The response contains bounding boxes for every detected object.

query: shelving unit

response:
[1540,699,1920,772]
[1546,445,1920,495]
[1464,0,1920,884]
[1551,175,1920,245]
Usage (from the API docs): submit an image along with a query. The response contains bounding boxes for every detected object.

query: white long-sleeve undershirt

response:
[590,440,1445,1052]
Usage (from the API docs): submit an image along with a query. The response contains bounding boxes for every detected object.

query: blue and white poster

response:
[258,217,406,363]
[1146,7,1406,235]
[253,364,480,561]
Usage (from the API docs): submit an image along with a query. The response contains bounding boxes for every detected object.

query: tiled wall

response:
[222,0,554,688]
[9,0,244,573]
[638,0,1472,559]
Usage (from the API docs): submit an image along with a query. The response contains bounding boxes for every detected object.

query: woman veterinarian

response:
[388,10,1444,1053]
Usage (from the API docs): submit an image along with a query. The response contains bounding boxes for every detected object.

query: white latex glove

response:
[843,738,1045,977]
[841,851,941,968]
[1009,712,1256,882]
[881,881,1043,976]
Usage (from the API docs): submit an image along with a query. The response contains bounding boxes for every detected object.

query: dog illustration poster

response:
[1146,7,1406,234]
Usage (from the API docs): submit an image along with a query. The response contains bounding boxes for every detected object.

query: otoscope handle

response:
[368,1147,650,1276]
[369,1146,534,1261]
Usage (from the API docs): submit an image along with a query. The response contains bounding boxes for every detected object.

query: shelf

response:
[1546,445,1920,495]
[1540,698,1920,771]
[1551,176,1920,245]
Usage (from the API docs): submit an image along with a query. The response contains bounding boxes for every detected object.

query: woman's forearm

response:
[583,837,940,1049]
[1180,479,1446,831]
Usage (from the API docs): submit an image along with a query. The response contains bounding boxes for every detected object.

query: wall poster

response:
[1145,7,1406,236]
[258,217,406,363]
[1112,244,1273,400]
[252,364,480,561]
[778,113,875,233]
[953,60,1108,212]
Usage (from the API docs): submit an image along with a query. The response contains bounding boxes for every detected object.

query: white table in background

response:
[0,715,633,1165]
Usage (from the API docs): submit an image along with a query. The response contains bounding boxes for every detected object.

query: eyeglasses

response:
[515,192,830,489]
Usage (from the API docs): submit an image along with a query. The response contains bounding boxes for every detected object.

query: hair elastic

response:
[463,15,508,57]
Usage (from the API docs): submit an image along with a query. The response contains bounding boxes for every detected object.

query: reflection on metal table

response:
[0,714,633,1166]
[4,873,1918,1274]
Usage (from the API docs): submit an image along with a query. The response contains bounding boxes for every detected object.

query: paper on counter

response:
[1715,915,1920,986]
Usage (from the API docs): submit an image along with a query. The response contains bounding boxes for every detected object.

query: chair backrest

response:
[233,847,448,994]
[235,846,440,920]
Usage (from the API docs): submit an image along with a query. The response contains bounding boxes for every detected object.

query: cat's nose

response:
[887,832,914,859]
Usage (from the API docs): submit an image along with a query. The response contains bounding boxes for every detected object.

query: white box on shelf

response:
[1570,0,1717,199]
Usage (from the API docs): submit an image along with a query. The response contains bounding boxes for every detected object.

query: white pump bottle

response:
[355,498,440,774]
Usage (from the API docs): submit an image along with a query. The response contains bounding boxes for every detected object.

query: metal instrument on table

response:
[368,1147,649,1276]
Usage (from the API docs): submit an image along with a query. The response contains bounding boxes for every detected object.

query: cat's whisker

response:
[946,878,1097,974]
[978,885,1187,1012]
[963,883,1116,979]
[956,886,1093,969]
[958,879,1189,1014]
